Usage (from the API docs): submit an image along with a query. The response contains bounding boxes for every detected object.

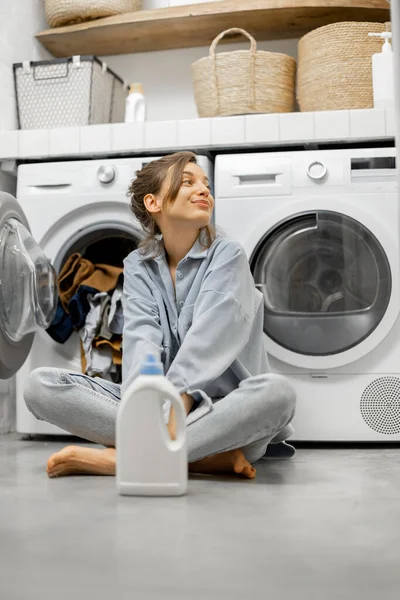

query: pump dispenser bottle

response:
[124,83,146,122]
[368,31,394,109]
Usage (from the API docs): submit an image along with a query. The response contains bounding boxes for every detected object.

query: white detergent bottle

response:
[116,352,187,496]
[124,83,146,122]
[368,31,394,109]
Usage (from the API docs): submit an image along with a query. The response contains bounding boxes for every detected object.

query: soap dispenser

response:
[368,31,394,110]
[124,83,146,123]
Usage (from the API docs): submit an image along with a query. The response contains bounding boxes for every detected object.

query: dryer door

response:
[251,210,392,357]
[0,192,57,378]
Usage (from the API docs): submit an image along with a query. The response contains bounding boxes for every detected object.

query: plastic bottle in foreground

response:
[116,351,188,496]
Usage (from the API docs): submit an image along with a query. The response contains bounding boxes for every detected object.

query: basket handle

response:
[209,28,257,115]
[209,28,257,57]
[33,63,69,81]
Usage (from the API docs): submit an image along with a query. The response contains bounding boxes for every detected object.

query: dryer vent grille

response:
[360,377,400,435]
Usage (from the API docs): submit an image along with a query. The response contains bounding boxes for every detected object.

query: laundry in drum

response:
[46,252,125,384]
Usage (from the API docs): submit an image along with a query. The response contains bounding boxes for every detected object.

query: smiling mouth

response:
[193,201,209,207]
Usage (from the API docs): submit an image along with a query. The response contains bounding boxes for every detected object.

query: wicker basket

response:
[45,0,142,27]
[297,21,392,112]
[191,28,296,118]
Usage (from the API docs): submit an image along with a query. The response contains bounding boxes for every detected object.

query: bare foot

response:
[46,445,256,481]
[46,446,116,478]
[189,448,256,479]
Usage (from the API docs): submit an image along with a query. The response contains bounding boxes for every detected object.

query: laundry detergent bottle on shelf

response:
[124,83,146,122]
[368,31,394,110]
[116,351,188,496]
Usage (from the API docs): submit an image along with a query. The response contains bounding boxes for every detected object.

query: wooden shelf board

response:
[36,0,391,56]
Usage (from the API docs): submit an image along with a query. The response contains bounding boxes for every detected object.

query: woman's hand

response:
[167,393,194,440]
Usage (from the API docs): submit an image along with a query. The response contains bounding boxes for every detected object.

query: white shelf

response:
[0,109,395,162]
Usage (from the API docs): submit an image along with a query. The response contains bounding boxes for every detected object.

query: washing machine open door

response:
[251,210,392,357]
[0,192,57,378]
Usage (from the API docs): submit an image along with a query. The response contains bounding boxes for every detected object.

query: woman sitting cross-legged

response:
[23,151,296,480]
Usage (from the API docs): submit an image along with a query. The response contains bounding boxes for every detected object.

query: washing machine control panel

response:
[97,165,116,184]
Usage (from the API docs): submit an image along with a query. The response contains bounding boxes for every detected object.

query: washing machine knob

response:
[307,161,327,181]
[97,165,116,184]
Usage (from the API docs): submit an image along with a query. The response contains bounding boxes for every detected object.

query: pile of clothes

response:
[47,252,124,382]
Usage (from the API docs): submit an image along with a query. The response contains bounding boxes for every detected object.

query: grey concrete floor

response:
[1,434,400,600]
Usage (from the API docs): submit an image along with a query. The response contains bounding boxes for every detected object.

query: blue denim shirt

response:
[121,233,270,403]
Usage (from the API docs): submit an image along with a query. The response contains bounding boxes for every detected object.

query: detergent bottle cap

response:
[139,352,163,375]
[129,82,144,95]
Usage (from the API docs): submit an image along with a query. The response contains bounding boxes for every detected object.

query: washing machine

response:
[215,147,400,441]
[4,155,213,436]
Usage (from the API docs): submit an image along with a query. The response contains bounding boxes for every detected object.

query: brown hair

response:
[128,151,216,257]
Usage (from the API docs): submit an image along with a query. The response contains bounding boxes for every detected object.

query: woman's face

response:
[158,161,214,229]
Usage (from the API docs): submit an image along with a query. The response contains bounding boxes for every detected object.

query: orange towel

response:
[58,253,94,311]
[58,253,123,313]
[80,340,87,374]
[82,264,123,297]
[93,337,122,365]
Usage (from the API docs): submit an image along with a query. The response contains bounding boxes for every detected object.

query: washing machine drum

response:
[252,211,391,356]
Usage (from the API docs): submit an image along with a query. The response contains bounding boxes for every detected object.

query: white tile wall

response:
[19,129,49,158]
[245,114,280,144]
[211,116,245,146]
[0,131,18,159]
[112,123,145,151]
[385,108,396,137]
[80,125,112,154]
[350,109,386,138]
[279,112,315,142]
[314,110,350,140]
[0,109,396,161]
[178,118,211,147]
[145,120,178,149]
[49,127,80,156]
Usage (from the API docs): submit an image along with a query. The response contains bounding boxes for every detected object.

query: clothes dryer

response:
[215,148,400,441]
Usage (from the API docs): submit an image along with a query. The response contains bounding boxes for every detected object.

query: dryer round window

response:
[251,210,391,356]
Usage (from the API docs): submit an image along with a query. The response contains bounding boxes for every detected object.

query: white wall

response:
[102,38,299,121]
[0,0,50,432]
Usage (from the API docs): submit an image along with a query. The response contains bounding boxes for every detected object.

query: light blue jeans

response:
[23,369,296,463]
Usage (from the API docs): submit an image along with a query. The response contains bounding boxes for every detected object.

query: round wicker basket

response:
[45,0,142,27]
[297,21,392,112]
[191,28,296,118]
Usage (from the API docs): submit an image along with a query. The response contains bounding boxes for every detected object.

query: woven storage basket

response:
[297,21,392,112]
[191,28,296,118]
[45,0,141,27]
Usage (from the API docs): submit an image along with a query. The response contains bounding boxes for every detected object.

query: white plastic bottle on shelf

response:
[124,83,146,122]
[116,352,187,497]
[368,31,394,110]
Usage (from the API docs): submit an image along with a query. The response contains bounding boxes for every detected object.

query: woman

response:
[24,151,296,479]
